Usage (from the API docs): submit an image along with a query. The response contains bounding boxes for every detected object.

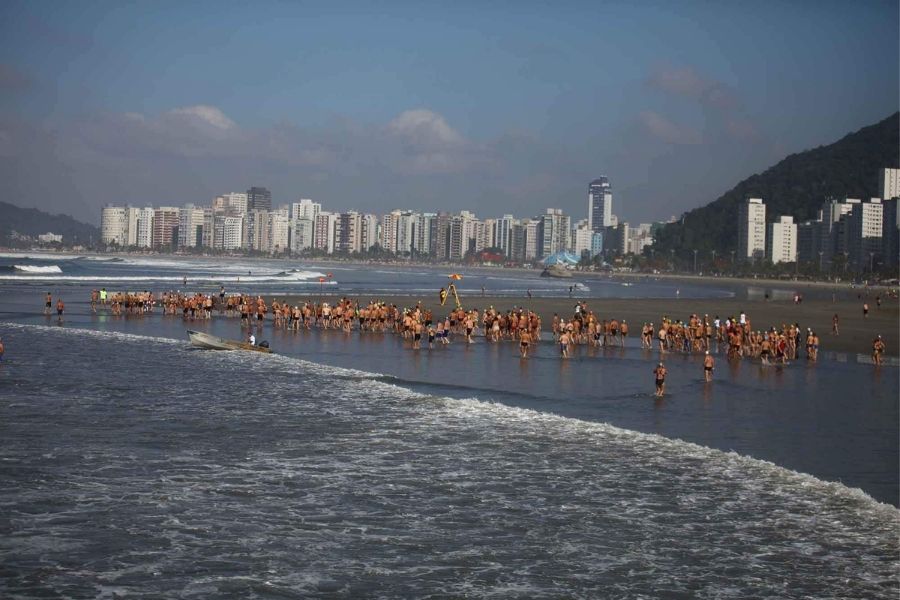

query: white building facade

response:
[738,198,767,260]
[766,216,797,264]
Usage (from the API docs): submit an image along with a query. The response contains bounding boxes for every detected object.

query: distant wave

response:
[13,265,63,274]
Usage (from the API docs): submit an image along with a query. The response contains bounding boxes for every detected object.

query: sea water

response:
[0,253,898,597]
[0,324,897,598]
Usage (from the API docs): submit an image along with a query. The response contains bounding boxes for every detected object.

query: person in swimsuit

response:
[0,336,4,365]
[44,292,52,316]
[519,329,532,358]
[653,362,667,397]
[872,336,885,366]
[703,351,714,382]
[56,298,64,322]
[559,331,570,358]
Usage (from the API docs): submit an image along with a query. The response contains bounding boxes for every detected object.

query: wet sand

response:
[278,292,899,357]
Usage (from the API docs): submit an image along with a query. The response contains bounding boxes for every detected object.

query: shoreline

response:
[273,292,899,358]
[3,248,898,291]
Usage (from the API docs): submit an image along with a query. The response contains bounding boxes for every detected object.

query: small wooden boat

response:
[187,330,272,353]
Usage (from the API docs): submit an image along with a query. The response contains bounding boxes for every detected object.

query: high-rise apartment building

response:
[338,211,362,253]
[414,213,435,255]
[737,198,766,260]
[246,186,272,212]
[151,207,179,249]
[291,219,315,253]
[494,214,515,256]
[268,208,290,254]
[881,197,899,268]
[220,192,248,216]
[588,177,613,232]
[178,205,205,248]
[879,168,900,200]
[314,212,337,253]
[539,208,570,258]
[847,199,883,271]
[766,216,797,264]
[361,214,379,252]
[100,206,128,246]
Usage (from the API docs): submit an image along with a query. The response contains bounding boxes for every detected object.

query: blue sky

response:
[1,0,897,224]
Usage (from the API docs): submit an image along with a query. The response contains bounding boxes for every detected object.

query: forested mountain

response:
[0,201,100,245]
[652,112,900,258]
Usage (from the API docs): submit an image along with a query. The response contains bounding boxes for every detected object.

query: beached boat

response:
[540,264,573,278]
[187,330,272,353]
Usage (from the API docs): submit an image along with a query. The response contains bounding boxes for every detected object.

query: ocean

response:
[0,253,898,598]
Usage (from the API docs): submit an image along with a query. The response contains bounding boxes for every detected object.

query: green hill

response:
[652,112,900,260]
[0,201,100,246]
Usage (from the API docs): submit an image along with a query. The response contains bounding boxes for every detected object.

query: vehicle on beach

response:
[187,330,271,353]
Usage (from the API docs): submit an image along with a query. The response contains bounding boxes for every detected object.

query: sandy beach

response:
[278,291,899,357]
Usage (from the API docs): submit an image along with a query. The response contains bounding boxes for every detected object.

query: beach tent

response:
[541,251,579,266]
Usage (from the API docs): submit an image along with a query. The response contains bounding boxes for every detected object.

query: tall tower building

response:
[100,206,128,246]
[246,186,272,212]
[588,177,613,232]
[766,216,797,264]
[879,168,900,200]
[738,198,766,260]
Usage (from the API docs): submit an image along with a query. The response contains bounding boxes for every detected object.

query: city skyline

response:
[1,1,898,225]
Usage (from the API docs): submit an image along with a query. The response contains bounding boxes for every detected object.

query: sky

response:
[0,0,897,225]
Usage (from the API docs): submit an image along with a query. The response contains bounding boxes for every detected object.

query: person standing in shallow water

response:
[872,336,885,366]
[44,292,52,316]
[653,362,667,397]
[703,351,715,382]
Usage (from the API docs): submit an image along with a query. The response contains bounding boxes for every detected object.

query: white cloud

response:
[387,109,464,146]
[638,111,703,145]
[167,105,236,130]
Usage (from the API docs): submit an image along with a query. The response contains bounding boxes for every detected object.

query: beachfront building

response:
[523,219,539,261]
[494,214,515,257]
[291,218,314,253]
[797,219,826,267]
[539,208,571,259]
[220,192,248,216]
[212,215,244,251]
[590,231,604,258]
[268,208,290,254]
[314,212,337,254]
[291,199,320,221]
[573,224,593,259]
[766,216,797,264]
[38,232,63,243]
[361,214,379,252]
[246,186,272,212]
[737,198,766,260]
[133,207,154,248]
[879,168,900,200]
[101,205,129,246]
[414,213,435,255]
[151,207,179,249]
[846,198,883,271]
[588,177,613,232]
[337,211,362,253]
[178,205,205,248]
[882,197,899,268]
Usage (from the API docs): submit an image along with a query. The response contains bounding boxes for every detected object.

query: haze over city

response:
[1,0,897,225]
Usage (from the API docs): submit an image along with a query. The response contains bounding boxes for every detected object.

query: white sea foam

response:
[0,273,337,284]
[6,321,898,518]
[13,264,63,273]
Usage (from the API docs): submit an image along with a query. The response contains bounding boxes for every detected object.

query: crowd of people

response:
[34,288,893,385]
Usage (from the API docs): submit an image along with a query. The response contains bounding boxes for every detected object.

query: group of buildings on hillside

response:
[100,179,658,264]
[736,168,899,272]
